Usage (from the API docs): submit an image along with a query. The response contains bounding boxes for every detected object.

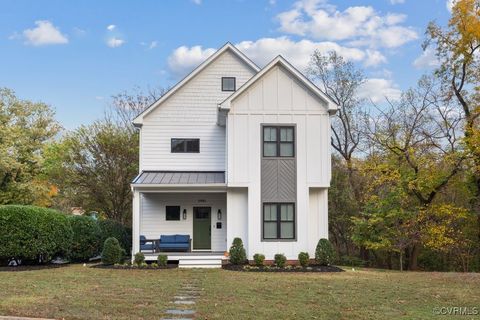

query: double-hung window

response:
[263,126,294,157]
[263,203,295,240]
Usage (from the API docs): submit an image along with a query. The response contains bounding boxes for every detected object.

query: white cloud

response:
[390,0,405,4]
[192,0,202,4]
[364,50,387,67]
[358,78,402,103]
[236,37,366,70]
[107,37,125,48]
[107,24,116,31]
[167,37,372,79]
[413,47,440,69]
[167,45,216,78]
[277,0,417,48]
[21,20,68,46]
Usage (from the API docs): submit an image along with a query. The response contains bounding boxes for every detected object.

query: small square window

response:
[222,77,236,91]
[166,206,180,221]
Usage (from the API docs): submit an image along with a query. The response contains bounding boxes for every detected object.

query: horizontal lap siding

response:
[141,50,256,171]
[140,193,227,251]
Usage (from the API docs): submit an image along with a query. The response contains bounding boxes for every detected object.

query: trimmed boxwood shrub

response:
[69,215,102,261]
[274,253,287,268]
[98,219,131,253]
[134,252,145,266]
[0,205,73,263]
[253,253,265,266]
[229,237,247,265]
[315,238,335,266]
[157,254,168,267]
[298,252,310,267]
[101,237,124,265]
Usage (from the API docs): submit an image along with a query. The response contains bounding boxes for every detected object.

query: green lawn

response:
[0,265,479,319]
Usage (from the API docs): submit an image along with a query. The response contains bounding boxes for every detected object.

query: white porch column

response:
[132,189,141,260]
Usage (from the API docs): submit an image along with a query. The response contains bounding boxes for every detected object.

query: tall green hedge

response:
[98,219,131,253]
[0,205,73,263]
[69,215,102,261]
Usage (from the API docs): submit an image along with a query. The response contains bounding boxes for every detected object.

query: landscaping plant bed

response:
[92,263,178,270]
[223,264,344,272]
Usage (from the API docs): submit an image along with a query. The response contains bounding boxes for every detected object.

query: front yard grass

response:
[0,264,479,319]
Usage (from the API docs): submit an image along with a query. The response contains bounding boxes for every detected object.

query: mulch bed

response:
[91,263,178,270]
[223,264,344,272]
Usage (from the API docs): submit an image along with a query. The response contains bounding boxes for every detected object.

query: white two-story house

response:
[131,43,338,267]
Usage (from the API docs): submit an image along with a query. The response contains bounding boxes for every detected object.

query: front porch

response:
[131,171,228,267]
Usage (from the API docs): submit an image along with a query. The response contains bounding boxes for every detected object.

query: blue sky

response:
[0,0,452,129]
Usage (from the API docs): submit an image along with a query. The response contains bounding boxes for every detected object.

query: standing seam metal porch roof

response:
[132,171,225,185]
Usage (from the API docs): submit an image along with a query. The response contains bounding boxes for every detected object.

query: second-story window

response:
[263,126,295,157]
[171,138,200,153]
[222,77,236,91]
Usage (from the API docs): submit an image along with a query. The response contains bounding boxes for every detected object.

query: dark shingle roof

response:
[132,171,225,185]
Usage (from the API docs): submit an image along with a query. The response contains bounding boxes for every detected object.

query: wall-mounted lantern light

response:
[217,209,222,220]
[183,209,187,220]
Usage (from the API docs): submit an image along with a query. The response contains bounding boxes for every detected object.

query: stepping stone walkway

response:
[161,279,202,319]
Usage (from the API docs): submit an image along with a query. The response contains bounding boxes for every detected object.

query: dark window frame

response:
[262,126,295,157]
[166,206,181,221]
[262,203,296,240]
[221,77,236,92]
[171,138,200,153]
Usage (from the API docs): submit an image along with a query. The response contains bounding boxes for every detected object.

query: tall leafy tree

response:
[360,76,464,270]
[47,87,165,225]
[426,0,480,231]
[0,88,60,205]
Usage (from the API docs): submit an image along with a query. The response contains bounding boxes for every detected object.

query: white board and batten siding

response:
[140,193,227,252]
[140,50,256,172]
[226,65,332,259]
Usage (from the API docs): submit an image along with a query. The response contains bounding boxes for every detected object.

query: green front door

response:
[193,207,211,250]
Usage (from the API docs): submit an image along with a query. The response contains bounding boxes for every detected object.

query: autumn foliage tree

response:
[0,88,60,206]
[426,0,480,232]
[353,76,466,270]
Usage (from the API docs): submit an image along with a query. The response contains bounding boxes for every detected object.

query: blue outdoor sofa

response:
[158,234,191,252]
[139,234,191,252]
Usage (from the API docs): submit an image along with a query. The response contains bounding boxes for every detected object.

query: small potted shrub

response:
[274,253,287,268]
[298,252,310,267]
[101,237,124,265]
[315,238,335,266]
[157,254,168,267]
[229,237,247,265]
[253,253,265,267]
[134,252,145,266]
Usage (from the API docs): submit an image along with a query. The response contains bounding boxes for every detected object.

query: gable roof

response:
[132,42,260,126]
[219,55,339,114]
